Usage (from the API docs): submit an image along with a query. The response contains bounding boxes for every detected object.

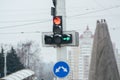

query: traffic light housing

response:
[53,34,62,45]
[52,0,56,7]
[51,0,56,16]
[44,34,72,45]
[53,16,62,34]
[42,31,79,47]
[44,35,53,44]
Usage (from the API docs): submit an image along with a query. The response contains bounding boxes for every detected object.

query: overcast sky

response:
[0,0,120,62]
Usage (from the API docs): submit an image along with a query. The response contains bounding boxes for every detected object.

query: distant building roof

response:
[1,69,35,80]
[80,26,94,39]
[86,26,89,30]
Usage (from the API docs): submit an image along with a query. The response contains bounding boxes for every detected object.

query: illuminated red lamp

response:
[53,16,61,25]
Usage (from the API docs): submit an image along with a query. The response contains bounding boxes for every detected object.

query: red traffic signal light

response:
[53,16,62,34]
[53,17,61,25]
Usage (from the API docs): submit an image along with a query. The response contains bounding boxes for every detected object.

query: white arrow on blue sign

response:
[53,61,70,78]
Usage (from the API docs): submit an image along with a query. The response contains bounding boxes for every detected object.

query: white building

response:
[68,26,93,80]
[68,47,80,80]
[79,26,93,80]
[113,43,120,75]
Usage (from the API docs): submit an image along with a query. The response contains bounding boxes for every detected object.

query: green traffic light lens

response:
[63,37,70,41]
[62,34,72,44]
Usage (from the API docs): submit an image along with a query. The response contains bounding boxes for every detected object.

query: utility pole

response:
[55,0,67,80]
[3,45,9,77]
[4,52,7,77]
[56,0,67,65]
[42,0,79,80]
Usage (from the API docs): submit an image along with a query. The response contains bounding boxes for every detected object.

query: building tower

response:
[68,26,93,80]
[79,26,93,80]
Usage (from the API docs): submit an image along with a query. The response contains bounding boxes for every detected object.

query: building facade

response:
[68,26,93,80]
[113,43,120,75]
[68,47,80,80]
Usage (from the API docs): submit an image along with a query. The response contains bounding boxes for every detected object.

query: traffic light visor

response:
[45,35,53,44]
[53,17,61,25]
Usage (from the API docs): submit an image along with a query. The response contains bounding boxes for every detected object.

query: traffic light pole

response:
[56,0,68,80]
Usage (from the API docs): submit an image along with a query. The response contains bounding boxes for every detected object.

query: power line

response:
[0,26,119,35]
[0,19,50,23]
[0,5,120,30]
[0,31,41,35]
[0,19,51,29]
[67,5,120,18]
[92,0,104,8]
[0,8,50,12]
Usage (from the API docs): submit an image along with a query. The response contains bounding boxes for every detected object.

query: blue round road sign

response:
[53,61,70,78]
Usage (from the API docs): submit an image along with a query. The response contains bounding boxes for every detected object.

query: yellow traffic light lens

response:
[53,17,61,25]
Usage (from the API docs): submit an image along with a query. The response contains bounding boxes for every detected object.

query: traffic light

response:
[53,34,72,45]
[44,34,72,45]
[62,34,72,44]
[42,31,78,47]
[53,34,62,44]
[53,16,62,34]
[51,0,56,16]
[52,0,56,7]
[44,35,53,44]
